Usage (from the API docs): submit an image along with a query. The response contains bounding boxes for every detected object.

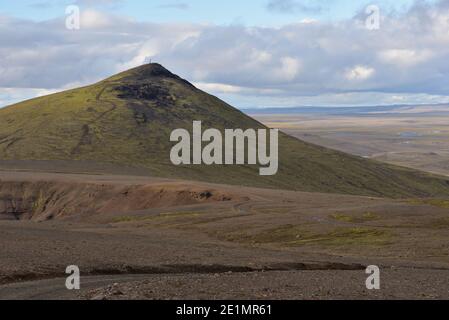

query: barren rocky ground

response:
[1,170,449,299]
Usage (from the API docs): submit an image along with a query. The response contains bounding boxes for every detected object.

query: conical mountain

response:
[1,63,449,198]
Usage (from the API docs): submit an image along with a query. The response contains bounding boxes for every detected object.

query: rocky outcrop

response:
[0,180,233,221]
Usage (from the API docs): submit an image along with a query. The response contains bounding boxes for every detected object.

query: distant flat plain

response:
[252,111,449,177]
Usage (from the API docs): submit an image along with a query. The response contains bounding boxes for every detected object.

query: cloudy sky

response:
[1,0,449,108]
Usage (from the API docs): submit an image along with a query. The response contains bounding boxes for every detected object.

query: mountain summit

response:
[1,63,449,198]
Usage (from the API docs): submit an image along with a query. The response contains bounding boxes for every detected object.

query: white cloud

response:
[194,82,243,93]
[345,65,375,81]
[1,1,449,108]
[0,87,60,107]
[81,9,114,29]
[274,57,301,81]
[379,49,433,67]
[300,18,318,24]
[250,50,272,64]
[193,82,284,96]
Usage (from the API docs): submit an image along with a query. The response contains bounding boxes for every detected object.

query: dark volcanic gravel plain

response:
[1,171,449,300]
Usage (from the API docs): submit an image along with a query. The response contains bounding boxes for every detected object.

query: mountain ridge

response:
[1,63,449,198]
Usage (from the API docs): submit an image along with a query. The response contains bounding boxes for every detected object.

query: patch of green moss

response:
[330,213,355,222]
[408,199,449,208]
[329,212,380,223]
[32,190,47,212]
[112,211,202,224]
[3,63,449,198]
[223,225,392,247]
[293,227,391,246]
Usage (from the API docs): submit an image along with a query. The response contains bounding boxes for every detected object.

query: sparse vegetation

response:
[221,224,392,247]
[330,213,354,222]
[330,212,380,223]
[112,211,203,224]
[112,216,136,223]
[428,217,449,229]
[31,190,47,212]
[2,63,449,198]
[408,198,449,208]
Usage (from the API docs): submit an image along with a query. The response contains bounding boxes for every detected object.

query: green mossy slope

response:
[1,63,449,198]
